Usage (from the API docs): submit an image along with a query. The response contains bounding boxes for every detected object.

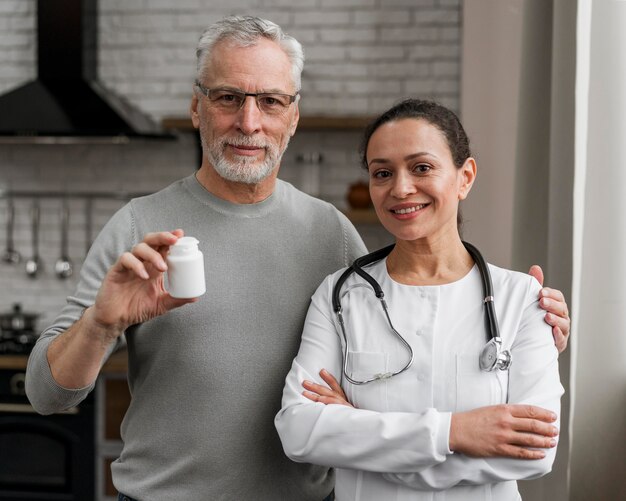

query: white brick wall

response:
[0,0,461,326]
[0,0,461,117]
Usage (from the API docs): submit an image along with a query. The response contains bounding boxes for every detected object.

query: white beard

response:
[203,134,290,185]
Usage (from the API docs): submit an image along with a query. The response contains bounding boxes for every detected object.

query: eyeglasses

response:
[195,81,298,116]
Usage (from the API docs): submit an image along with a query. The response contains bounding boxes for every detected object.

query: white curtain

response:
[569,1,626,499]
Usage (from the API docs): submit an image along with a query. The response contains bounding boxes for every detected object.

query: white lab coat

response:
[275,259,564,501]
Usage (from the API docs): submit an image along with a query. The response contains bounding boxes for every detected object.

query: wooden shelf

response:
[161,117,195,130]
[0,355,28,370]
[344,209,380,225]
[297,116,373,129]
[0,351,127,372]
[162,115,373,131]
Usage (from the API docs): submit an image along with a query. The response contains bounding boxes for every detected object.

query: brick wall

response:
[0,0,460,326]
[0,0,461,117]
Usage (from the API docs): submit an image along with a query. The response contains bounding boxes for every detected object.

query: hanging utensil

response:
[25,202,42,278]
[2,197,21,264]
[55,199,73,279]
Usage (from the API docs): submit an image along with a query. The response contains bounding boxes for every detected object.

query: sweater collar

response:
[183,173,283,218]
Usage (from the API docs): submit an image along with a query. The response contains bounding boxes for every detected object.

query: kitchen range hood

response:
[0,0,173,143]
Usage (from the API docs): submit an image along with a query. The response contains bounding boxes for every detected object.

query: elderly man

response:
[26,16,570,501]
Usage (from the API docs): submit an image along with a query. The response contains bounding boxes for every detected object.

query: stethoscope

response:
[332,241,512,385]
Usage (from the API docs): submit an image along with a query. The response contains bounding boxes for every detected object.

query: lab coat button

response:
[415,329,422,336]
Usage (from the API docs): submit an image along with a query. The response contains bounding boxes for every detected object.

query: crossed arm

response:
[276,271,566,489]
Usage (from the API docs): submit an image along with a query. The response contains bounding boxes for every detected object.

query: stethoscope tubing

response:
[332,241,509,385]
[335,290,414,386]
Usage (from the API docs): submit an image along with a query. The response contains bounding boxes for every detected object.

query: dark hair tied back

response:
[359,99,471,171]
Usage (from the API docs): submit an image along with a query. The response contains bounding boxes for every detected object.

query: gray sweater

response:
[26,174,367,500]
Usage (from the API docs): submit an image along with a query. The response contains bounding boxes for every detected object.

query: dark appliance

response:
[0,0,173,141]
[0,306,95,500]
[0,369,95,500]
[0,304,40,355]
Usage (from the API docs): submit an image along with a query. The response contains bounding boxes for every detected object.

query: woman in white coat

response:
[275,99,564,501]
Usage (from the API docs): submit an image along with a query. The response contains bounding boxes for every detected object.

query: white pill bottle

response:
[166,236,206,298]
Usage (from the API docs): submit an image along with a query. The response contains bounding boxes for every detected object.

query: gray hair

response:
[196,16,304,92]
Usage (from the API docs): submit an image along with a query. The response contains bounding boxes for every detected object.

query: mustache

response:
[221,136,268,149]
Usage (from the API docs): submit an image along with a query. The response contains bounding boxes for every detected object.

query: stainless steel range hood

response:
[0,0,174,143]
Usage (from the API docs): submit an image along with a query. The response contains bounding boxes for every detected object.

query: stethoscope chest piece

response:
[479,337,512,372]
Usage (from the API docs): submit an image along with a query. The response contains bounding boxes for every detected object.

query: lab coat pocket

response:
[344,351,388,411]
[455,354,508,411]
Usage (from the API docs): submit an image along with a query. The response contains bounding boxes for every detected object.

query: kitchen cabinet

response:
[97,351,131,501]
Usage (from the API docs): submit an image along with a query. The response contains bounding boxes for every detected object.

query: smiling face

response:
[190,38,300,196]
[366,118,476,244]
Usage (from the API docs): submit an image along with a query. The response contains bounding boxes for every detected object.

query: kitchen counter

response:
[0,355,28,370]
[0,349,128,374]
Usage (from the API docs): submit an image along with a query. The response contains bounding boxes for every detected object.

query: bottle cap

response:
[169,236,200,256]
